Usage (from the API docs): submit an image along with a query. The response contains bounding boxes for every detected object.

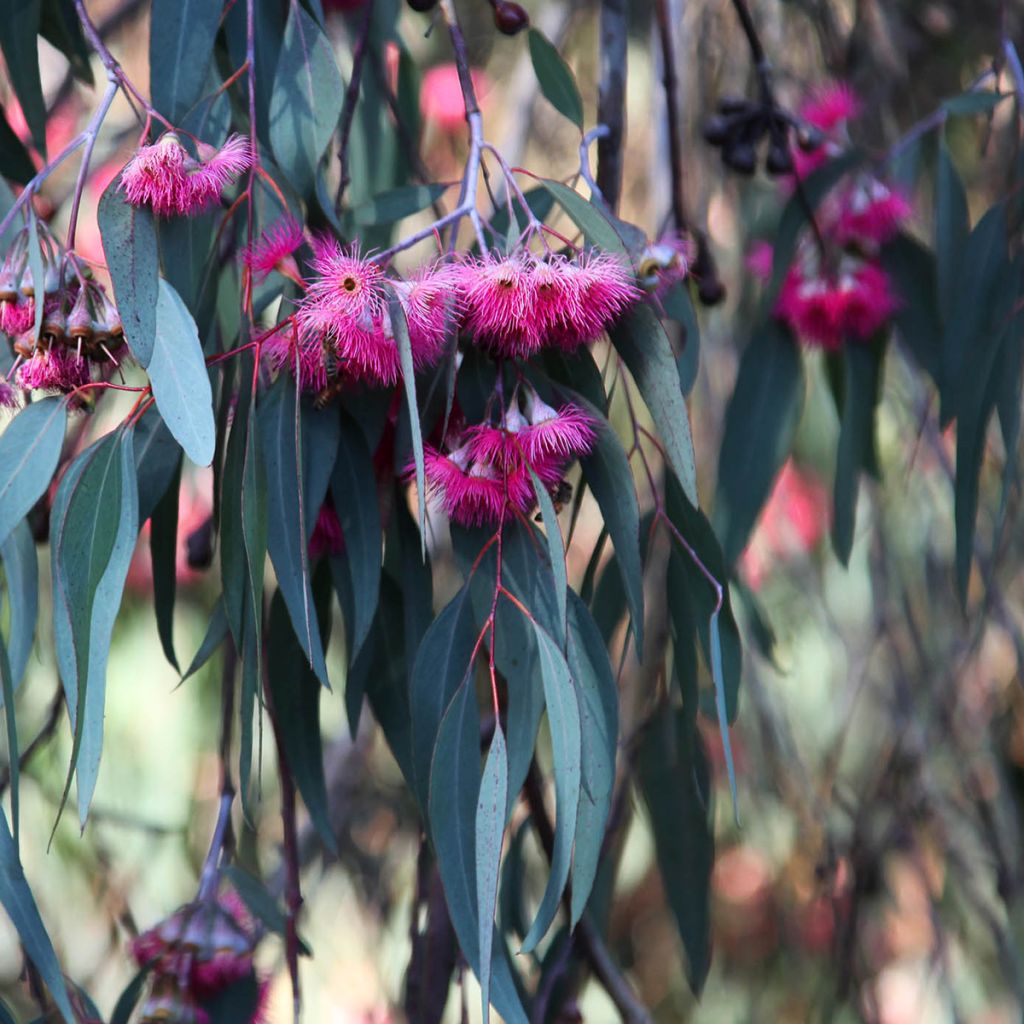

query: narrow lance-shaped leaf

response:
[0,0,47,155]
[0,807,75,1023]
[530,470,567,647]
[0,634,20,849]
[392,295,426,554]
[609,302,699,507]
[149,279,216,466]
[0,397,67,549]
[528,28,584,129]
[520,622,582,953]
[714,321,805,566]
[259,375,329,687]
[98,175,159,366]
[149,0,224,123]
[1,520,38,694]
[476,724,508,1023]
[269,1,344,195]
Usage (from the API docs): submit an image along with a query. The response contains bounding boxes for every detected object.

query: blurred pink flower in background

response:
[127,480,212,592]
[740,460,830,589]
[420,64,491,133]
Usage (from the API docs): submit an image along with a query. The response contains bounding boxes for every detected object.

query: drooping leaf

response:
[181,599,228,682]
[224,0,285,146]
[609,302,699,506]
[529,470,567,647]
[299,397,340,539]
[0,394,67,550]
[150,460,181,672]
[880,234,942,383]
[266,588,337,853]
[149,279,216,467]
[539,179,629,254]
[132,407,181,524]
[935,138,969,344]
[476,724,508,1022]
[1,520,37,694]
[714,321,805,566]
[392,295,426,551]
[575,400,644,653]
[410,584,478,811]
[942,90,1007,115]
[109,964,154,1024]
[566,591,617,925]
[0,0,46,155]
[428,684,528,1024]
[149,0,224,123]
[330,411,382,663]
[0,107,35,185]
[223,866,312,956]
[637,706,714,994]
[0,632,19,846]
[528,28,583,129]
[39,0,92,85]
[53,426,139,826]
[258,376,329,687]
[98,176,159,367]
[269,2,344,196]
[832,338,885,566]
[662,282,701,396]
[0,807,75,1023]
[204,973,263,1024]
[351,184,448,227]
[520,623,582,953]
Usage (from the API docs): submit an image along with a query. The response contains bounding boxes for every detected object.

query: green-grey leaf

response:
[99,175,159,367]
[0,0,46,155]
[149,279,215,466]
[540,179,629,254]
[520,623,581,953]
[609,302,699,506]
[392,295,426,553]
[1,519,37,693]
[150,0,224,123]
[476,723,508,1023]
[0,396,66,550]
[269,2,344,195]
[529,470,567,646]
[528,28,583,129]
[351,184,447,227]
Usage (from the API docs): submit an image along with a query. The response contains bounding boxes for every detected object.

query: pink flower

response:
[552,251,640,350]
[310,501,345,559]
[16,346,91,392]
[423,441,534,527]
[776,252,897,349]
[244,215,304,282]
[120,133,252,217]
[391,263,461,369]
[458,254,541,359]
[832,178,912,247]
[296,241,449,387]
[0,298,33,336]
[0,377,19,410]
[263,324,331,394]
[800,83,860,133]
[520,394,597,465]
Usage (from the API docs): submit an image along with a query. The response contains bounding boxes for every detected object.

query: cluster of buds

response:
[0,231,125,405]
[750,84,911,350]
[423,386,596,526]
[704,94,820,177]
[130,889,268,1024]
[262,232,641,401]
[120,132,252,218]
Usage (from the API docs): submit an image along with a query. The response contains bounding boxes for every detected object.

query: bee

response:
[535,479,573,520]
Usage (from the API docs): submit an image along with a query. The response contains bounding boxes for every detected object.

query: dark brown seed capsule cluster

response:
[703,95,820,177]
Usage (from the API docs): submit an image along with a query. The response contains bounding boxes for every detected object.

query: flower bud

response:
[67,291,94,340]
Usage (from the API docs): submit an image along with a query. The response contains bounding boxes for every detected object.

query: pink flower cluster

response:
[131,889,268,1024]
[757,84,911,350]
[268,242,640,396]
[0,238,125,403]
[423,389,596,527]
[120,133,252,217]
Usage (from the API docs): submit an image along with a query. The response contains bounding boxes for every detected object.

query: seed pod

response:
[187,516,214,570]
[717,95,750,115]
[493,0,529,34]
[703,114,732,147]
[697,276,727,306]
[765,140,793,175]
[43,263,61,296]
[722,140,757,175]
[405,0,437,10]
[19,266,33,299]
[67,290,94,340]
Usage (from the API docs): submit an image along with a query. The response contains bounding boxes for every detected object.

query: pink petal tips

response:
[120,132,252,217]
[243,215,304,281]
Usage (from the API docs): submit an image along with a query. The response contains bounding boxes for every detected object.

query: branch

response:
[335,0,375,210]
[0,683,64,798]
[596,0,629,211]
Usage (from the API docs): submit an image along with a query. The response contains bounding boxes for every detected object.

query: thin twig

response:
[0,684,64,798]
[596,0,628,211]
[335,0,376,210]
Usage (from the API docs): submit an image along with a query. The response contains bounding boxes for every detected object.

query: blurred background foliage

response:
[2,0,1024,1021]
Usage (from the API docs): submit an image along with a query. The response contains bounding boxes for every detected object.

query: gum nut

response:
[703,115,732,146]
[723,140,757,174]
[765,141,793,175]
[494,0,529,34]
